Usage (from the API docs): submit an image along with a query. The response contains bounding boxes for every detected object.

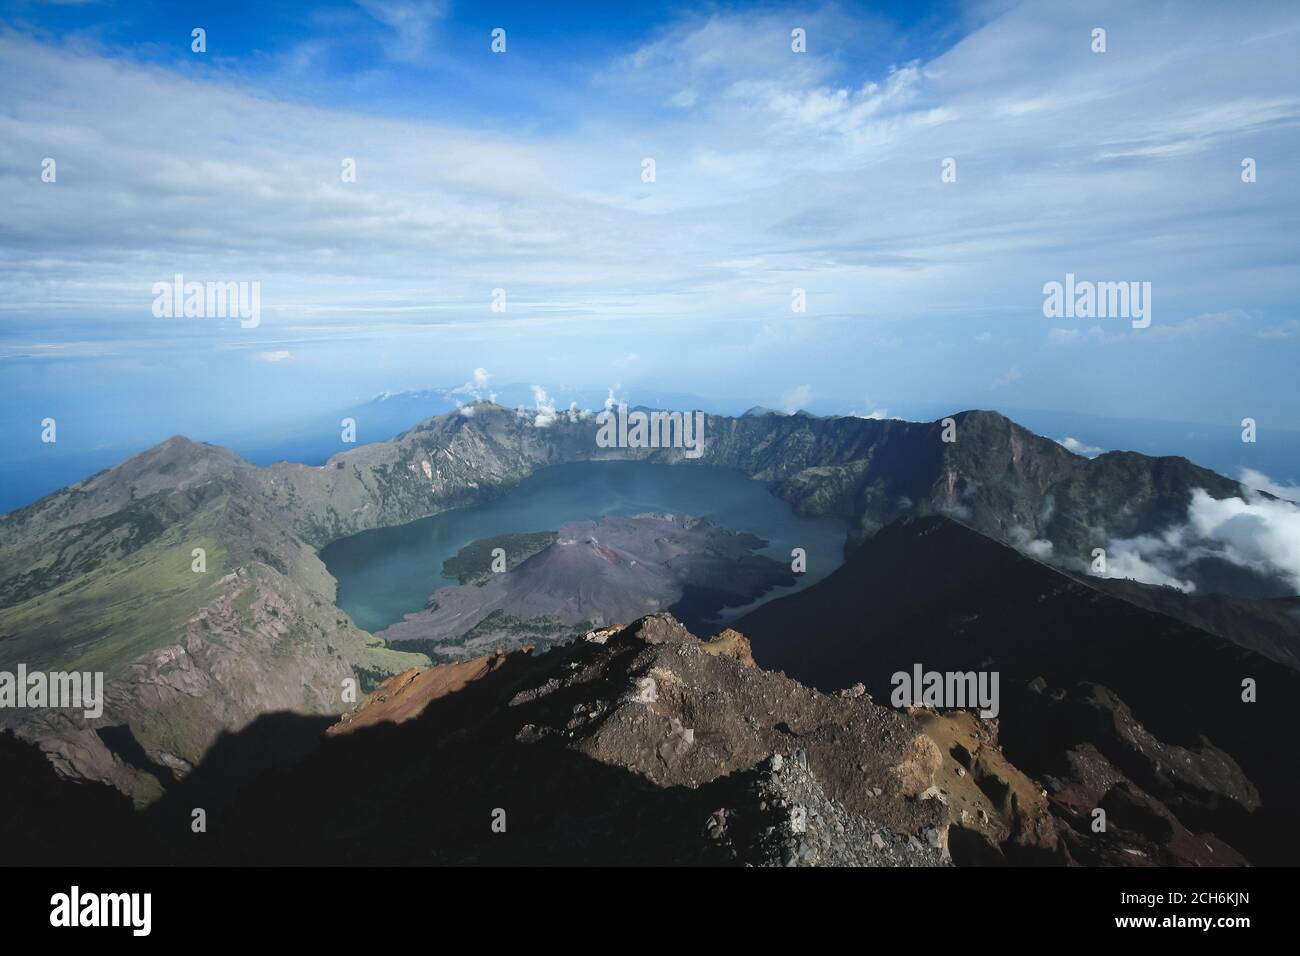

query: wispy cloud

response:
[1240,468,1300,503]
[355,0,449,61]
[1099,485,1300,593]
[0,0,1297,429]
[991,366,1022,390]
[1046,311,1250,346]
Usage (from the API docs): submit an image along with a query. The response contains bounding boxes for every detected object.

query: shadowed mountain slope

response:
[0,617,961,866]
[736,515,1300,863]
[3,611,1262,867]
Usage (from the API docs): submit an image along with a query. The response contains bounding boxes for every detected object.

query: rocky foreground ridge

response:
[0,614,974,864]
[7,610,1265,866]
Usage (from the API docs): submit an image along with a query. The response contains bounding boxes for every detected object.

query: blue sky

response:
[1,0,1298,504]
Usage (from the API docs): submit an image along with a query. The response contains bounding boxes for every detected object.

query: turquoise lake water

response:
[319,460,849,634]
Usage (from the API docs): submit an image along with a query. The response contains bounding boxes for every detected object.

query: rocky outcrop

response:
[1045,744,1249,867]
[702,751,948,867]
[700,628,757,668]
[1000,679,1259,866]
[739,515,1298,864]
[914,709,1062,864]
[0,607,1273,866]
[327,650,510,737]
[141,614,978,866]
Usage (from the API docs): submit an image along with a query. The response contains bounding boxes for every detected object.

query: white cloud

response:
[1098,486,1300,593]
[1,0,1297,397]
[259,351,293,363]
[1010,525,1054,559]
[1056,436,1104,458]
[1239,468,1300,503]
[1100,535,1197,591]
[1186,487,1300,591]
[355,0,449,61]
[450,367,494,404]
[599,385,628,414]
[529,384,558,427]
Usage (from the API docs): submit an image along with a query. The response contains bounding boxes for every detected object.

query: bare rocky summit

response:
[151,613,1051,866]
[0,606,1274,866]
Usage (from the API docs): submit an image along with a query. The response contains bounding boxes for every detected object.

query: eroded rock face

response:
[739,513,1298,864]
[890,732,943,798]
[510,616,955,851]
[291,614,1258,867]
[702,752,949,867]
[912,708,1062,864]
[1001,679,1259,866]
[3,609,1253,867]
[700,628,757,668]
[138,613,960,865]
[327,649,511,737]
[9,563,419,805]
[1046,745,1249,867]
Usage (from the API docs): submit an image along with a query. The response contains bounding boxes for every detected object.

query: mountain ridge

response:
[1,401,1291,806]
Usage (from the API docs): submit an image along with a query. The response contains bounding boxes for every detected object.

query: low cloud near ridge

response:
[1056,436,1104,458]
[1097,477,1300,593]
